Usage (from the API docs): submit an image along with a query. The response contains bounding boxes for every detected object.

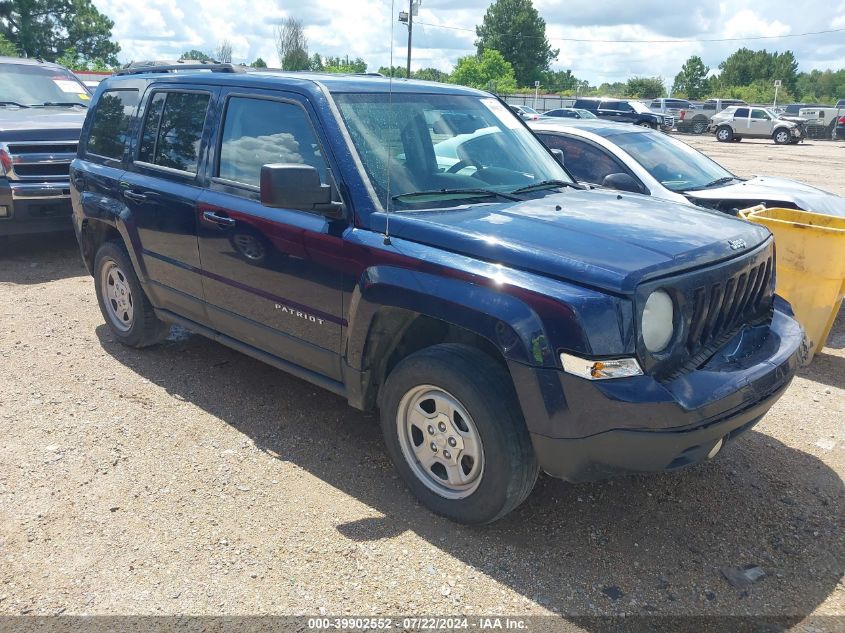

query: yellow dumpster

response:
[740,206,845,362]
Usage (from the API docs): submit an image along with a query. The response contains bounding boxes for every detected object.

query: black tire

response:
[716,125,733,142]
[731,136,743,142]
[691,117,708,134]
[773,128,791,145]
[94,241,169,348]
[379,344,538,524]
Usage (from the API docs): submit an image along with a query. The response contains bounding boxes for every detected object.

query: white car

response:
[708,105,802,144]
[528,119,845,217]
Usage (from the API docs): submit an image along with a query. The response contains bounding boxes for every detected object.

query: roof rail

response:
[115,60,245,76]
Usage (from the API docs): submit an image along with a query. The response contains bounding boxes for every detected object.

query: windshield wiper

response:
[0,101,30,108]
[683,176,738,191]
[510,179,581,194]
[392,188,522,204]
[36,102,87,108]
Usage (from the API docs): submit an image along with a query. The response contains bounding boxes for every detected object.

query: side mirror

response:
[260,164,340,215]
[601,172,642,194]
[550,148,564,164]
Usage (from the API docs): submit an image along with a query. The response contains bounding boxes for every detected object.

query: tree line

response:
[2,0,843,104]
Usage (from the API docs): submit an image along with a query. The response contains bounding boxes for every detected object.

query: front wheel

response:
[691,118,708,134]
[716,125,734,142]
[94,241,170,347]
[379,344,538,524]
[637,121,656,129]
[773,128,791,144]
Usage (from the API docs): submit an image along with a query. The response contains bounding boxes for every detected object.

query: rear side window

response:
[734,107,749,118]
[217,97,328,188]
[86,89,139,160]
[138,91,210,174]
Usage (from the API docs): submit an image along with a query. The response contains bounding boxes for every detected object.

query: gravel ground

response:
[0,139,843,629]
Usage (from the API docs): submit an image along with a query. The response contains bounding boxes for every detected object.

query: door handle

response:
[202,210,236,228]
[123,190,148,202]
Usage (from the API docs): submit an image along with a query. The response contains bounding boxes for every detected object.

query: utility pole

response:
[399,0,420,78]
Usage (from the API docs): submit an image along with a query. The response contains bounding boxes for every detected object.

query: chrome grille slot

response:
[2,141,78,181]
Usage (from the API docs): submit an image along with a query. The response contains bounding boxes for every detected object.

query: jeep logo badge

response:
[728,238,747,250]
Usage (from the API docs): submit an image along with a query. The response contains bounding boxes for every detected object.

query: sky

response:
[96,0,845,85]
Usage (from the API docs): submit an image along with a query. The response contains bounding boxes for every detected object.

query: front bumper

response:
[0,179,73,237]
[511,301,803,481]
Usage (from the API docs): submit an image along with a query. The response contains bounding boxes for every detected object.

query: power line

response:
[413,21,845,44]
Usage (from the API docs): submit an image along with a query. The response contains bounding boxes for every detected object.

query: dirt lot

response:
[1,138,843,629]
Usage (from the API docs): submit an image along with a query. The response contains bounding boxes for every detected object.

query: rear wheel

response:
[773,128,791,145]
[691,117,708,134]
[94,241,169,347]
[716,125,733,142]
[379,344,538,524]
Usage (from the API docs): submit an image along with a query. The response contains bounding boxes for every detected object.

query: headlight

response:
[642,290,674,353]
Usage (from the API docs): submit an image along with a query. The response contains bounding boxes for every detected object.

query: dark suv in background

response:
[71,64,802,524]
[0,56,89,237]
[573,97,669,130]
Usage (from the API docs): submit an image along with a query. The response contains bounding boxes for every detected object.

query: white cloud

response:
[94,0,845,84]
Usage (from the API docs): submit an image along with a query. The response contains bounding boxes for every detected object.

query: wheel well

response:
[360,309,507,410]
[79,220,122,273]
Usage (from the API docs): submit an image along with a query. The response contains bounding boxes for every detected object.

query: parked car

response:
[649,98,695,126]
[835,114,845,141]
[709,106,803,144]
[71,64,802,524]
[529,119,845,216]
[542,107,596,120]
[675,98,748,136]
[508,104,541,120]
[781,102,828,116]
[701,98,748,112]
[573,97,670,130]
[0,56,90,237]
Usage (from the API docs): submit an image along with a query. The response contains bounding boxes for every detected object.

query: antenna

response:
[384,0,396,246]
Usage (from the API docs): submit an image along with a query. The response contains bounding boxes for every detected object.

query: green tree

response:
[540,68,579,93]
[673,55,709,99]
[475,0,558,87]
[377,65,408,78]
[449,49,517,94]
[309,52,323,71]
[0,0,119,64]
[0,31,17,55]
[624,76,665,98]
[413,67,449,82]
[717,48,798,94]
[180,49,212,62]
[275,17,309,71]
[250,57,267,68]
[322,55,366,73]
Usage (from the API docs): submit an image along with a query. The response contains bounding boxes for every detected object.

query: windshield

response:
[333,93,571,209]
[630,101,651,114]
[0,63,90,107]
[521,106,539,114]
[576,109,597,119]
[611,129,736,192]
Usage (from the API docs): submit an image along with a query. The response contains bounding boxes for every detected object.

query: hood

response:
[686,176,845,217]
[0,107,86,142]
[374,188,770,294]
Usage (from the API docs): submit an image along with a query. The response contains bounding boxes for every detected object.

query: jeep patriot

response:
[71,64,803,524]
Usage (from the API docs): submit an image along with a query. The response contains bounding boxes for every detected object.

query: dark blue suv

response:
[71,64,803,524]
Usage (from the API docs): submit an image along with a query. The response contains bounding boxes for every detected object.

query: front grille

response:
[684,254,773,366]
[2,141,77,181]
[663,116,675,128]
[639,241,776,381]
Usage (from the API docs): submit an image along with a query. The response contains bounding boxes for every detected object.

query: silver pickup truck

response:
[799,100,845,138]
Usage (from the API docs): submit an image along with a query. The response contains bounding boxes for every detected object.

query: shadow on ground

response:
[96,324,845,626]
[0,233,84,284]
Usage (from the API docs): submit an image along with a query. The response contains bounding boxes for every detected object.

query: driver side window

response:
[537,134,624,185]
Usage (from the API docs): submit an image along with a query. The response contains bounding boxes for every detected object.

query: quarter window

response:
[218,97,327,188]
[87,89,139,160]
[138,91,210,174]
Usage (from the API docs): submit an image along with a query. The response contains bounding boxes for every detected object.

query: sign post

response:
[533,80,540,110]
[773,79,782,109]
